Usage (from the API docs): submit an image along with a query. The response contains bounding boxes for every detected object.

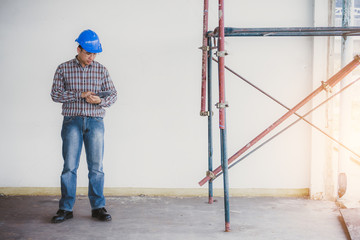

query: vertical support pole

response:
[207,37,214,204]
[200,0,209,115]
[218,0,230,232]
[338,0,353,198]
[220,127,230,232]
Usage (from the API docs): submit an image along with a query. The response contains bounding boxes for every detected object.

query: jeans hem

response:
[91,205,106,210]
[59,208,73,212]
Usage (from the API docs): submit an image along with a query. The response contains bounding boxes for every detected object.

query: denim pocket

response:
[63,116,76,124]
[94,117,104,123]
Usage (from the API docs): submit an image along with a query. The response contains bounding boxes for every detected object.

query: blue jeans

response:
[59,116,105,211]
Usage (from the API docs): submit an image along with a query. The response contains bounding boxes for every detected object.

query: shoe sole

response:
[51,215,73,224]
[92,215,112,222]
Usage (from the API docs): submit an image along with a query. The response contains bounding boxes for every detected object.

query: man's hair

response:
[78,45,83,50]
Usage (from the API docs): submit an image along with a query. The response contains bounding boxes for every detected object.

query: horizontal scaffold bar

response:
[208,27,360,37]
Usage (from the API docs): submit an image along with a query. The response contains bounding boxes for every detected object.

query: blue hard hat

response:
[75,29,102,53]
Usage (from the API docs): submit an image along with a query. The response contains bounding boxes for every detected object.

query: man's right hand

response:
[81,91,94,98]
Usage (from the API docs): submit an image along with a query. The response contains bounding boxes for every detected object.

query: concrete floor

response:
[0,195,351,240]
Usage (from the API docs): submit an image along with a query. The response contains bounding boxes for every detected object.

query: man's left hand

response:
[86,95,101,104]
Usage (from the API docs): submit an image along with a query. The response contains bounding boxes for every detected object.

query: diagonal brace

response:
[199,55,360,186]
[214,77,360,180]
[212,57,360,161]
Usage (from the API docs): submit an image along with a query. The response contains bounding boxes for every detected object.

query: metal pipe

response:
[217,0,230,232]
[207,37,213,204]
[218,4,226,130]
[200,0,209,116]
[199,55,360,187]
[220,128,230,231]
[338,0,354,199]
[212,57,360,159]
[207,27,360,37]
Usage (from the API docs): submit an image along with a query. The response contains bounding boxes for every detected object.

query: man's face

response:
[77,47,97,67]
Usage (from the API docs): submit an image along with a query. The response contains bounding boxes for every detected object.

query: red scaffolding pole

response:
[200,0,209,116]
[217,0,231,232]
[217,0,226,129]
[199,55,360,187]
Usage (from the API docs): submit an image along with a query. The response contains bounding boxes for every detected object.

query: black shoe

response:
[92,207,112,221]
[51,209,73,223]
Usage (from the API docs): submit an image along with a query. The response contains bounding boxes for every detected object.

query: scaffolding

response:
[199,0,360,232]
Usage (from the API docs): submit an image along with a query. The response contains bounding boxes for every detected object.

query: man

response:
[50,29,117,223]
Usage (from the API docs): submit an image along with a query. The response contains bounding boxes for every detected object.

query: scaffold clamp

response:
[321,81,332,93]
[355,55,360,62]
[200,111,214,117]
[216,50,228,57]
[215,102,229,109]
[206,171,215,180]
[199,45,210,51]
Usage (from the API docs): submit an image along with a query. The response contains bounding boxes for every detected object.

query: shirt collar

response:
[74,55,93,68]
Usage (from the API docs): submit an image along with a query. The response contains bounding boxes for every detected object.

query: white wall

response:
[0,0,315,191]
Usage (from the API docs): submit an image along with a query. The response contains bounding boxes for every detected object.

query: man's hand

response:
[81,91,101,104]
[86,95,101,104]
[81,91,94,98]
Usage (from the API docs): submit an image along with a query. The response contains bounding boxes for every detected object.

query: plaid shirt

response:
[51,57,117,117]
